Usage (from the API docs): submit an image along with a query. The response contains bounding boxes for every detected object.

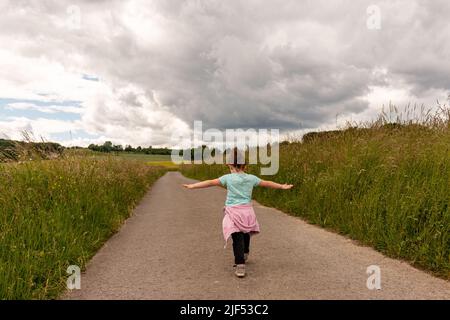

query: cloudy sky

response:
[0,0,449,147]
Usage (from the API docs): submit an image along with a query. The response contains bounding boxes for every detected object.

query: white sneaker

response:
[234,264,246,278]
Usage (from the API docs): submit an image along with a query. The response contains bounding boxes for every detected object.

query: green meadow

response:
[115,153,172,162]
[0,155,166,299]
[182,107,450,279]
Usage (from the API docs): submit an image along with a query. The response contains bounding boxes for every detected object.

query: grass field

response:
[0,156,166,299]
[110,153,178,168]
[115,153,172,162]
[144,161,179,169]
[92,152,178,168]
[181,107,450,279]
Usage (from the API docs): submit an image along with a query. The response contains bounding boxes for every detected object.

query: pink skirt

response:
[222,203,260,248]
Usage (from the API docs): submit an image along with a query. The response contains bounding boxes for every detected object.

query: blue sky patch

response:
[82,74,99,82]
[0,98,83,121]
[50,130,99,143]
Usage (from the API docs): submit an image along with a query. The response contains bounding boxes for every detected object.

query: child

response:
[182,148,293,278]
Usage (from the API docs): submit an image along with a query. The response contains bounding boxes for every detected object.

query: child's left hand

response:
[183,184,194,189]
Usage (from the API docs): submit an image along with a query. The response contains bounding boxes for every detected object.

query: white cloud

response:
[80,83,191,147]
[0,117,82,141]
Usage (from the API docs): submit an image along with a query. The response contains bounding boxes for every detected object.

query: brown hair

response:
[226,147,246,170]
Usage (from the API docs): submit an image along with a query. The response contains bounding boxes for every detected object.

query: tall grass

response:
[181,106,450,278]
[0,132,64,163]
[0,155,166,299]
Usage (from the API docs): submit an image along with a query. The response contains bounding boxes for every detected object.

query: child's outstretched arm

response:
[259,180,293,190]
[183,179,221,189]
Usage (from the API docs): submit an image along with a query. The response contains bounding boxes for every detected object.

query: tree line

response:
[87,141,172,155]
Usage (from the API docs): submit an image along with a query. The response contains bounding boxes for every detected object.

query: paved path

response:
[65,172,450,299]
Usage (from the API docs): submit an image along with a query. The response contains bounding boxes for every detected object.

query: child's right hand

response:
[281,184,294,190]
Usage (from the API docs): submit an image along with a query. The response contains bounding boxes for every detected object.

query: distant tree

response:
[101,141,113,153]
[124,145,134,152]
[112,144,123,152]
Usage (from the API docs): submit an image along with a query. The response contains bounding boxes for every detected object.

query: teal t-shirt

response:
[219,173,262,206]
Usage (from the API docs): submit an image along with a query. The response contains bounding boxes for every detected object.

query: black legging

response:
[232,232,250,264]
